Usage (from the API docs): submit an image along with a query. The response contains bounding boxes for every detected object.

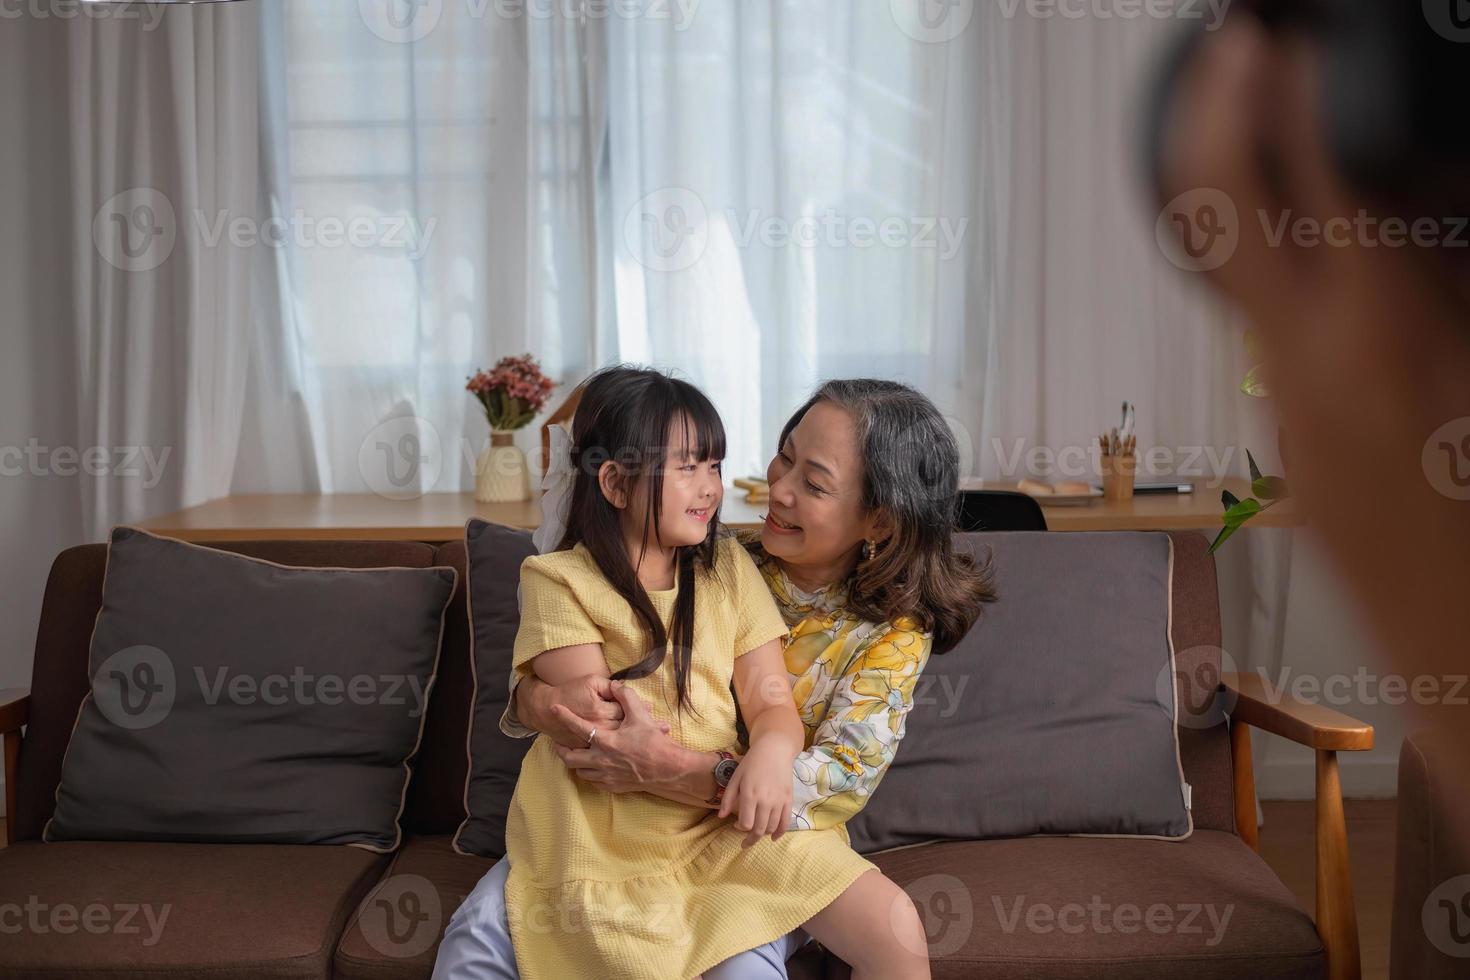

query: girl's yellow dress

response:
[502,534,878,980]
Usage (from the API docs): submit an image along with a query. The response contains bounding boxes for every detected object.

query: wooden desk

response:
[971,477,1299,532]
[140,477,1295,542]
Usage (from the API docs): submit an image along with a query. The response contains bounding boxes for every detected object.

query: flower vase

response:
[475,430,531,503]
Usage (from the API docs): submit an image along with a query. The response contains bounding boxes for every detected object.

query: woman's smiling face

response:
[762,400,885,579]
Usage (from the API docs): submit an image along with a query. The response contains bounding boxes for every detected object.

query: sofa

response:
[0,530,1374,979]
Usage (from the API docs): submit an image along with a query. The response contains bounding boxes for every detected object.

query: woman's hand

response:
[550,681,679,792]
[521,674,631,749]
[718,739,795,848]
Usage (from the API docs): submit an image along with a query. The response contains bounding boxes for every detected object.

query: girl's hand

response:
[718,741,795,847]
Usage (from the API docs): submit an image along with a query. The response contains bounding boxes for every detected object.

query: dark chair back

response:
[956,490,1048,531]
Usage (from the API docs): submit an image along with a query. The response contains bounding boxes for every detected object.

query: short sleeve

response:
[510,555,605,678]
[724,538,789,657]
[499,554,607,739]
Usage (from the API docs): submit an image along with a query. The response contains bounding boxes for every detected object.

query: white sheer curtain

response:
[604,2,983,478]
[243,2,984,490]
[62,4,260,537]
[968,5,1269,485]
[0,3,258,554]
[235,0,603,495]
[247,3,1276,502]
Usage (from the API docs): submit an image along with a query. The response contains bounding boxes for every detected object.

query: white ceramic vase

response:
[474,430,531,503]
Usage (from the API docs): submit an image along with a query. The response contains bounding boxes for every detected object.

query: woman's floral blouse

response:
[498,528,934,839]
[737,529,933,836]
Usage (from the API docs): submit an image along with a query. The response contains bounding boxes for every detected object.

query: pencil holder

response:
[1100,452,1137,502]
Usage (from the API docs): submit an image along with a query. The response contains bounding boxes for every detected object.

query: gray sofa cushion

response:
[44,526,457,851]
[847,531,1192,853]
[451,518,538,858]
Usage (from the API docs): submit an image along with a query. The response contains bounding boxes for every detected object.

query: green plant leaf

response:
[1223,497,1262,523]
[1251,476,1289,500]
[1246,449,1262,483]
[1240,364,1269,398]
[1211,497,1266,553]
[1208,522,1242,554]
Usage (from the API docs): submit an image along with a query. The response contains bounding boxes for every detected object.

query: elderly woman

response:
[433,379,994,980]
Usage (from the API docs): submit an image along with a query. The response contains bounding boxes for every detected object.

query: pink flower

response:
[465,354,556,429]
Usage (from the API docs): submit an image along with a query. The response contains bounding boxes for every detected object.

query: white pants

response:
[430,855,813,980]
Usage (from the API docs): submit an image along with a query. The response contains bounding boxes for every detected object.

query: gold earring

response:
[861,539,877,561]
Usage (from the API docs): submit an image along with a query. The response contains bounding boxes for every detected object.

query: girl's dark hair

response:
[556,365,726,715]
[775,379,996,655]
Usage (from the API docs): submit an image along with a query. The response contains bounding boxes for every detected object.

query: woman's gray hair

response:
[778,379,995,654]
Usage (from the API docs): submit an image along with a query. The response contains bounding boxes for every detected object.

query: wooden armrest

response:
[1,688,27,847]
[0,688,29,733]
[1222,672,1374,751]
[1222,671,1368,980]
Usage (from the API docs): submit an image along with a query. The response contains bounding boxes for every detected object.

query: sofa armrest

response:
[1223,672,1374,751]
[1,688,29,846]
[1221,672,1373,980]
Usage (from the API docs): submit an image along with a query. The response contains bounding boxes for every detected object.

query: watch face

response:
[714,758,739,787]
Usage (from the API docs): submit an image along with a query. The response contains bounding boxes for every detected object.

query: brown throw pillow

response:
[43,526,456,851]
[845,531,1193,853]
[451,518,538,858]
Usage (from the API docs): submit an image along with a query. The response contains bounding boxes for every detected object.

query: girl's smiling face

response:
[655,415,723,547]
[602,412,724,552]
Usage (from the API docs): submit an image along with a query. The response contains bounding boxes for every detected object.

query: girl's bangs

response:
[673,392,726,464]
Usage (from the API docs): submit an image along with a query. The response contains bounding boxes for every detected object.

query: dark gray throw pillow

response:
[44,526,457,852]
[846,530,1192,854]
[451,518,538,858]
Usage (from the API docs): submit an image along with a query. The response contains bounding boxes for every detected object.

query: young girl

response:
[501,366,913,980]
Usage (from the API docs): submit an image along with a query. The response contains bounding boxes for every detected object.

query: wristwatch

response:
[705,750,738,806]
